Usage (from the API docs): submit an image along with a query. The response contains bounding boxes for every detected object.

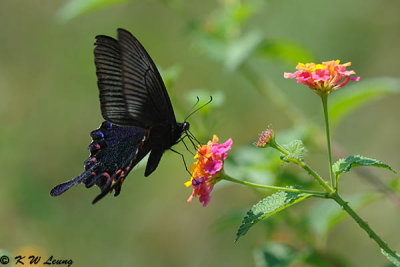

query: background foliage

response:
[1,0,400,266]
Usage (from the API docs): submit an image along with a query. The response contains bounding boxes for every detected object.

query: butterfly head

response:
[176,121,190,138]
[182,121,190,132]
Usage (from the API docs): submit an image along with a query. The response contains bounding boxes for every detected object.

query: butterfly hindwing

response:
[145,147,164,177]
[50,121,151,202]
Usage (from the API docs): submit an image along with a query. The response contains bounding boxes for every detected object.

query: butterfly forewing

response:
[117,28,176,127]
[94,35,138,125]
[95,28,176,128]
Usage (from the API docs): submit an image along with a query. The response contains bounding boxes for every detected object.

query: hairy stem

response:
[330,193,399,259]
[273,142,334,193]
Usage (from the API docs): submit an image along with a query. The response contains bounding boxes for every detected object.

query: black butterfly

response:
[50,28,193,203]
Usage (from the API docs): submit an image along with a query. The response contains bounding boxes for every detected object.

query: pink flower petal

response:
[204,159,223,175]
[312,68,330,81]
[284,72,297,79]
[212,138,233,155]
[284,60,360,94]
[186,135,233,207]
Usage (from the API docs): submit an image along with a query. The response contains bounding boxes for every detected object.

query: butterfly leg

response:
[178,136,195,156]
[169,148,191,175]
[185,133,199,151]
[187,129,201,145]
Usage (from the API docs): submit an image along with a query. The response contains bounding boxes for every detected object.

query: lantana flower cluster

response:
[257,128,275,148]
[284,60,360,95]
[185,135,233,207]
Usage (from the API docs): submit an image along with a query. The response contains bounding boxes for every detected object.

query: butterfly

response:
[50,28,194,203]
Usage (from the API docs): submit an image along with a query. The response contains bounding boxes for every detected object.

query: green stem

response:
[222,175,328,198]
[331,193,398,258]
[272,142,290,155]
[321,94,335,190]
[296,160,334,193]
[272,141,334,193]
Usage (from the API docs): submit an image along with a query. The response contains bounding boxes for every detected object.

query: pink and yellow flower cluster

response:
[185,135,233,207]
[284,60,360,94]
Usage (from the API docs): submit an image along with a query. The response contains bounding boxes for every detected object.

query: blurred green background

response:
[1,0,400,266]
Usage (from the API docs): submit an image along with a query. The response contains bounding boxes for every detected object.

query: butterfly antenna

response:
[184,96,200,121]
[184,96,213,122]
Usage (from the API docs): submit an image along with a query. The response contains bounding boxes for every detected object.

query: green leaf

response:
[381,249,400,267]
[254,243,350,267]
[253,242,298,267]
[185,89,226,111]
[159,65,182,91]
[57,0,130,22]
[306,193,379,237]
[235,190,311,241]
[225,145,281,185]
[224,31,263,71]
[329,78,400,127]
[256,39,314,66]
[281,140,305,161]
[333,155,396,181]
[301,250,350,267]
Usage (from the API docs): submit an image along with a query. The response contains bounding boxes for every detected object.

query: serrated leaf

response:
[57,0,130,22]
[235,190,311,241]
[329,78,400,127]
[281,140,305,161]
[381,249,400,267]
[333,155,396,181]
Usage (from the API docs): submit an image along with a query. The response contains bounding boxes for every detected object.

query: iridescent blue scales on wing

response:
[50,121,151,203]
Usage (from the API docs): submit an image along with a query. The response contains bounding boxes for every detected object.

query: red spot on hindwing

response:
[103,172,111,181]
